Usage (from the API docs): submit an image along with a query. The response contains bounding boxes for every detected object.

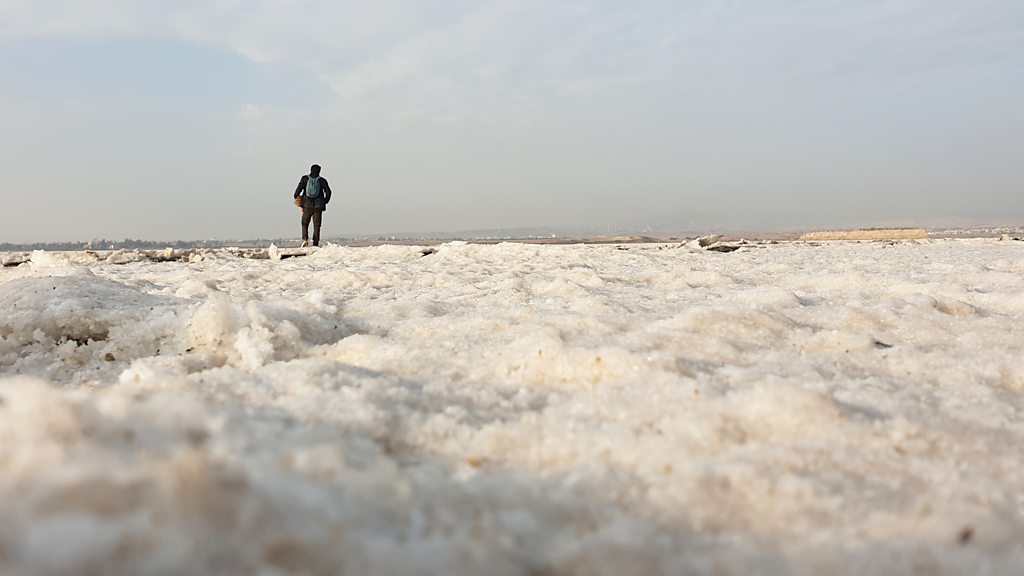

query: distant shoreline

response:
[2,226,1022,254]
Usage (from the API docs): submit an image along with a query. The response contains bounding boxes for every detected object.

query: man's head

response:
[310,164,321,177]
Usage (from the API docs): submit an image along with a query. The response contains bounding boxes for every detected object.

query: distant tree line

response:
[0,238,297,251]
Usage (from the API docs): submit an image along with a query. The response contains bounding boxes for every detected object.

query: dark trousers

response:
[301,209,323,245]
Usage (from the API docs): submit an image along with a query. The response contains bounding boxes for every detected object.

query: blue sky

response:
[1,0,1022,242]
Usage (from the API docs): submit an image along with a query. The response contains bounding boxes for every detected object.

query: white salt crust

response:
[1,239,1022,575]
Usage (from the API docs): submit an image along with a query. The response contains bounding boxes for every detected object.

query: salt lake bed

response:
[1,238,1023,575]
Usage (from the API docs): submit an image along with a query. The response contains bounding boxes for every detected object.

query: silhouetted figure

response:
[293,164,333,247]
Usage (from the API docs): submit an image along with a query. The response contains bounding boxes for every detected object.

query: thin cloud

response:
[238,103,269,121]
[1,0,1021,241]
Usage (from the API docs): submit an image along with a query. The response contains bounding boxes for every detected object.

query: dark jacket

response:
[294,175,333,211]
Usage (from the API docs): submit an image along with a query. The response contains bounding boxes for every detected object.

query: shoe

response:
[301,240,309,248]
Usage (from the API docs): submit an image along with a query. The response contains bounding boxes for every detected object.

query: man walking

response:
[293,164,333,247]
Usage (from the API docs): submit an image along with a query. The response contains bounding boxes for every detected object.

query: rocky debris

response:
[707,244,742,253]
[1,253,30,267]
[689,235,747,253]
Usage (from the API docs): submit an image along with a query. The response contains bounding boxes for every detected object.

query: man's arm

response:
[294,175,307,198]
[321,178,332,204]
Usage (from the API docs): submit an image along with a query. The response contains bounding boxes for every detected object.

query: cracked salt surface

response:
[1,239,1023,575]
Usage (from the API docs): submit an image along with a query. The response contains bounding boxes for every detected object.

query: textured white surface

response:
[1,239,1023,575]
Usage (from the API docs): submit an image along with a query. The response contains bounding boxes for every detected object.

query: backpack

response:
[305,176,321,199]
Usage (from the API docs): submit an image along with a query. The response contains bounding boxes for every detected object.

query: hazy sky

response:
[1,1,1022,241]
